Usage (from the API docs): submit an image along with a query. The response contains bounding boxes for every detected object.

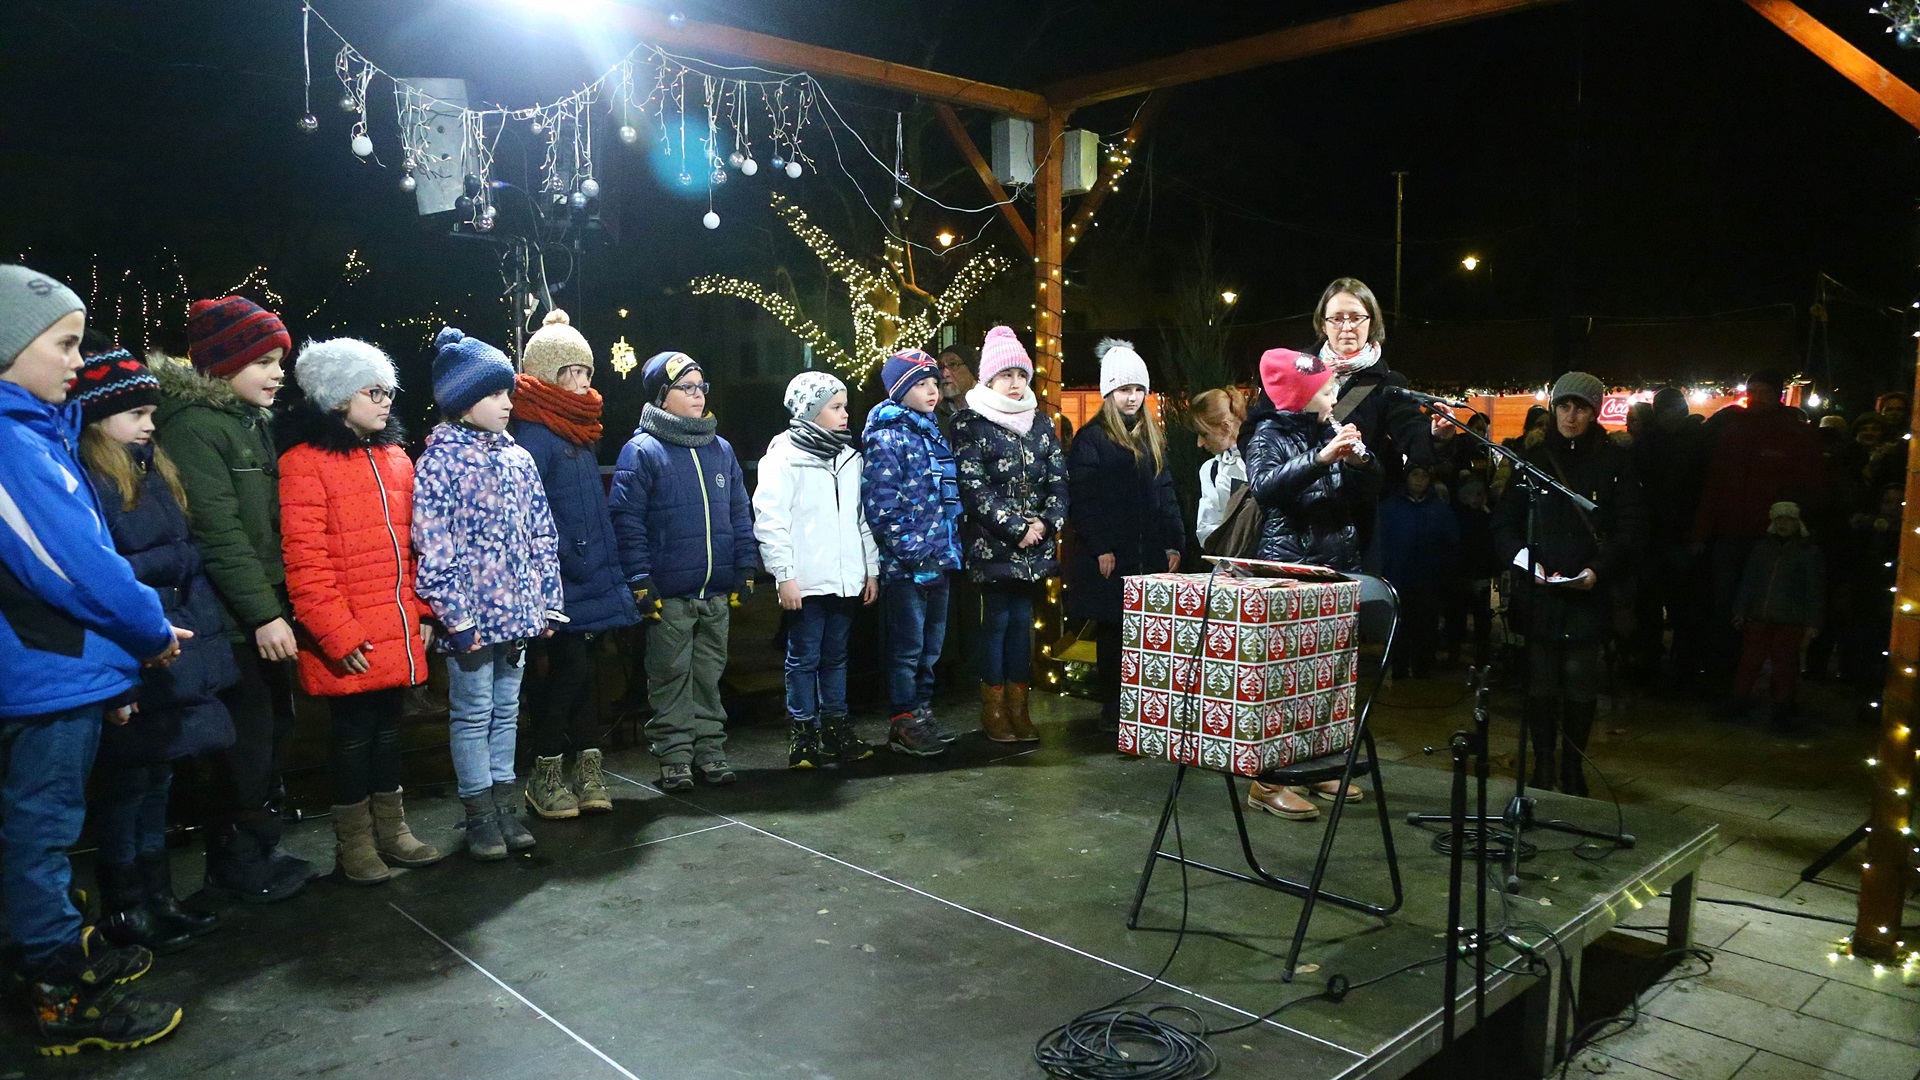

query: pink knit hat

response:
[1260,348,1335,413]
[977,326,1032,385]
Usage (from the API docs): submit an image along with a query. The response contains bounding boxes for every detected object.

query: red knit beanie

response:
[1259,348,1335,413]
[187,296,292,379]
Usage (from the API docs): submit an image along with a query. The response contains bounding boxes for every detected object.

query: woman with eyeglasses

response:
[278,338,443,884]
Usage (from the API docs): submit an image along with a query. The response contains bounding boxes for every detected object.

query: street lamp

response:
[1461,255,1481,272]
[1220,290,1238,306]
[936,230,955,248]
[617,308,629,319]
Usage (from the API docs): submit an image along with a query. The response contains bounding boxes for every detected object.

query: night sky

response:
[3,0,1918,412]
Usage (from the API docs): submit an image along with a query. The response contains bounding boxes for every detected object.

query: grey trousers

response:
[643,596,732,766]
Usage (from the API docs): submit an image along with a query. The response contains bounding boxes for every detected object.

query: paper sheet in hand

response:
[1511,547,1580,584]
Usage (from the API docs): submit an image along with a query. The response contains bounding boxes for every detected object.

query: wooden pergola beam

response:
[931,103,1035,256]
[621,9,1050,120]
[1741,0,1920,132]
[1044,0,1569,110]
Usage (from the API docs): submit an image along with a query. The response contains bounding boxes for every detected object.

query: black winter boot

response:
[819,713,875,762]
[788,720,822,770]
[1524,697,1559,792]
[491,782,536,853]
[26,928,180,1056]
[202,818,308,904]
[96,861,189,955]
[461,795,507,861]
[136,851,217,942]
[1559,701,1597,798]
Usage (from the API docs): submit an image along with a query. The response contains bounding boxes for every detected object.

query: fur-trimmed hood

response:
[275,393,407,455]
[150,351,264,423]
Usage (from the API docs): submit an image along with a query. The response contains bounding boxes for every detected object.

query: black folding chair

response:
[1125,574,1405,982]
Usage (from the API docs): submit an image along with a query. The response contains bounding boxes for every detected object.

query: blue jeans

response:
[447,642,527,799]
[882,577,949,714]
[1,707,102,966]
[786,595,856,723]
[977,581,1036,685]
[94,761,172,867]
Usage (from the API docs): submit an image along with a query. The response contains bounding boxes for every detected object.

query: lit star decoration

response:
[689,193,1010,383]
[609,336,638,378]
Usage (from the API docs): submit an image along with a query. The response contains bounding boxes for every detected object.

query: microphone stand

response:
[1405,400,1634,893]
[1436,666,1493,1066]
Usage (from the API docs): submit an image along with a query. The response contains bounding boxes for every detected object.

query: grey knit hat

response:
[1550,371,1606,411]
[783,370,846,420]
[294,337,398,411]
[0,265,85,373]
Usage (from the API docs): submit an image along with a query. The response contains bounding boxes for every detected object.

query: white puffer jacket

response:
[752,431,879,599]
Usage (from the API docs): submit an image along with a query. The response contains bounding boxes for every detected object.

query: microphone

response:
[1388,386,1470,409]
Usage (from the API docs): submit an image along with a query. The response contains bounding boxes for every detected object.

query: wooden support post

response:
[1853,338,1920,963]
[1741,0,1920,133]
[931,103,1035,256]
[1063,93,1168,256]
[1033,107,1069,693]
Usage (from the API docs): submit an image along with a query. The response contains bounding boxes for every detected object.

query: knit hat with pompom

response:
[521,309,594,386]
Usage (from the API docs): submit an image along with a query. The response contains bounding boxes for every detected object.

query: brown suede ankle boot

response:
[1007,682,1038,742]
[980,684,1016,742]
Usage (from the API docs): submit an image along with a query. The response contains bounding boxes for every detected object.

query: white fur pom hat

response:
[294,337,397,411]
[522,308,594,385]
[1096,338,1150,398]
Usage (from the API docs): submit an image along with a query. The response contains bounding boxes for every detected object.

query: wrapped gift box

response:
[1116,572,1361,776]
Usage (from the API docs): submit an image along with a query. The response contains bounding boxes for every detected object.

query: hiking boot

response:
[135,851,217,942]
[331,800,391,886]
[370,788,443,867]
[888,711,948,758]
[788,720,822,770]
[27,931,180,1056]
[1007,682,1040,743]
[657,763,695,793]
[573,749,613,813]
[819,713,875,762]
[978,684,1016,743]
[492,782,537,853]
[696,759,737,785]
[525,755,580,820]
[460,795,507,861]
[916,704,959,744]
[96,861,188,955]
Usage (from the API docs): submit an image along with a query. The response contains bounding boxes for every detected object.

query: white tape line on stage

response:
[605,769,1364,1060]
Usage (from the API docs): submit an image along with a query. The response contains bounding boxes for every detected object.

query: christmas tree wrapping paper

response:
[1116,572,1361,776]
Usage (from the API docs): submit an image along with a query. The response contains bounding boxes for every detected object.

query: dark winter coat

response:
[86,445,237,763]
[1377,491,1460,592]
[1065,416,1183,623]
[1493,424,1649,644]
[1734,534,1826,628]
[1243,407,1380,574]
[513,418,640,633]
[608,421,757,600]
[1631,420,1712,547]
[860,400,963,583]
[278,403,432,697]
[950,407,1068,584]
[152,356,287,637]
[1692,403,1822,542]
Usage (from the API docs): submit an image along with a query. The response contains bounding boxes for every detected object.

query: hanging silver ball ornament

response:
[479,206,497,231]
[569,191,588,211]
[298,113,320,134]
[400,173,418,193]
[580,177,600,199]
[785,160,803,179]
[668,10,687,28]
[703,211,720,230]
[339,95,357,113]
[678,171,692,186]
[618,125,638,145]
[531,119,546,135]
[351,134,374,158]
[770,154,785,169]
[710,168,728,186]
[727,150,745,169]
[891,194,904,210]
[740,157,758,176]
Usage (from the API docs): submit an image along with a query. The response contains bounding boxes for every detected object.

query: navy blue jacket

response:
[608,422,757,600]
[0,382,173,719]
[88,448,238,763]
[1065,416,1183,623]
[513,419,640,633]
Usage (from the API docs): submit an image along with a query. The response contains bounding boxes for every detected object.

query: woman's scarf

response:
[1320,340,1382,380]
[640,403,717,448]
[964,383,1037,435]
[513,373,604,445]
[787,417,850,461]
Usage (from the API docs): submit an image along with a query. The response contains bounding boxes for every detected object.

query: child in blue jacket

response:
[609,350,757,792]
[0,265,186,1054]
[862,349,963,757]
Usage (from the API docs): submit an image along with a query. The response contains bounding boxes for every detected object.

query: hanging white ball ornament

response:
[702,211,720,230]
[785,160,803,179]
[618,125,638,145]
[668,10,687,28]
[351,134,374,158]
[400,173,418,193]
[740,158,758,176]
[531,119,546,135]
[298,113,319,134]
[580,178,600,199]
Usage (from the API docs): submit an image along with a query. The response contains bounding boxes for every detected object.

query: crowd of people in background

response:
[0,261,1904,1056]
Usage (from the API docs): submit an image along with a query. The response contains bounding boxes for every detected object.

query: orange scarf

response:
[513,373,603,445]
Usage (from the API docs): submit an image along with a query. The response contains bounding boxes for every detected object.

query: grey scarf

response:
[787,418,850,461]
[640,403,717,447]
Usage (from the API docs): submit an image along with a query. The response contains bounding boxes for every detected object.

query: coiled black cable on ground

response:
[1034,1005,1220,1080]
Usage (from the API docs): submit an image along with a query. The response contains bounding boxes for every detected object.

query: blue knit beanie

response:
[432,327,516,418]
[639,350,703,406]
[882,348,938,405]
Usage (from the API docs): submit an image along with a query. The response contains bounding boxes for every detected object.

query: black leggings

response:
[530,630,603,757]
[1528,640,1603,705]
[212,643,298,823]
[328,687,404,806]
